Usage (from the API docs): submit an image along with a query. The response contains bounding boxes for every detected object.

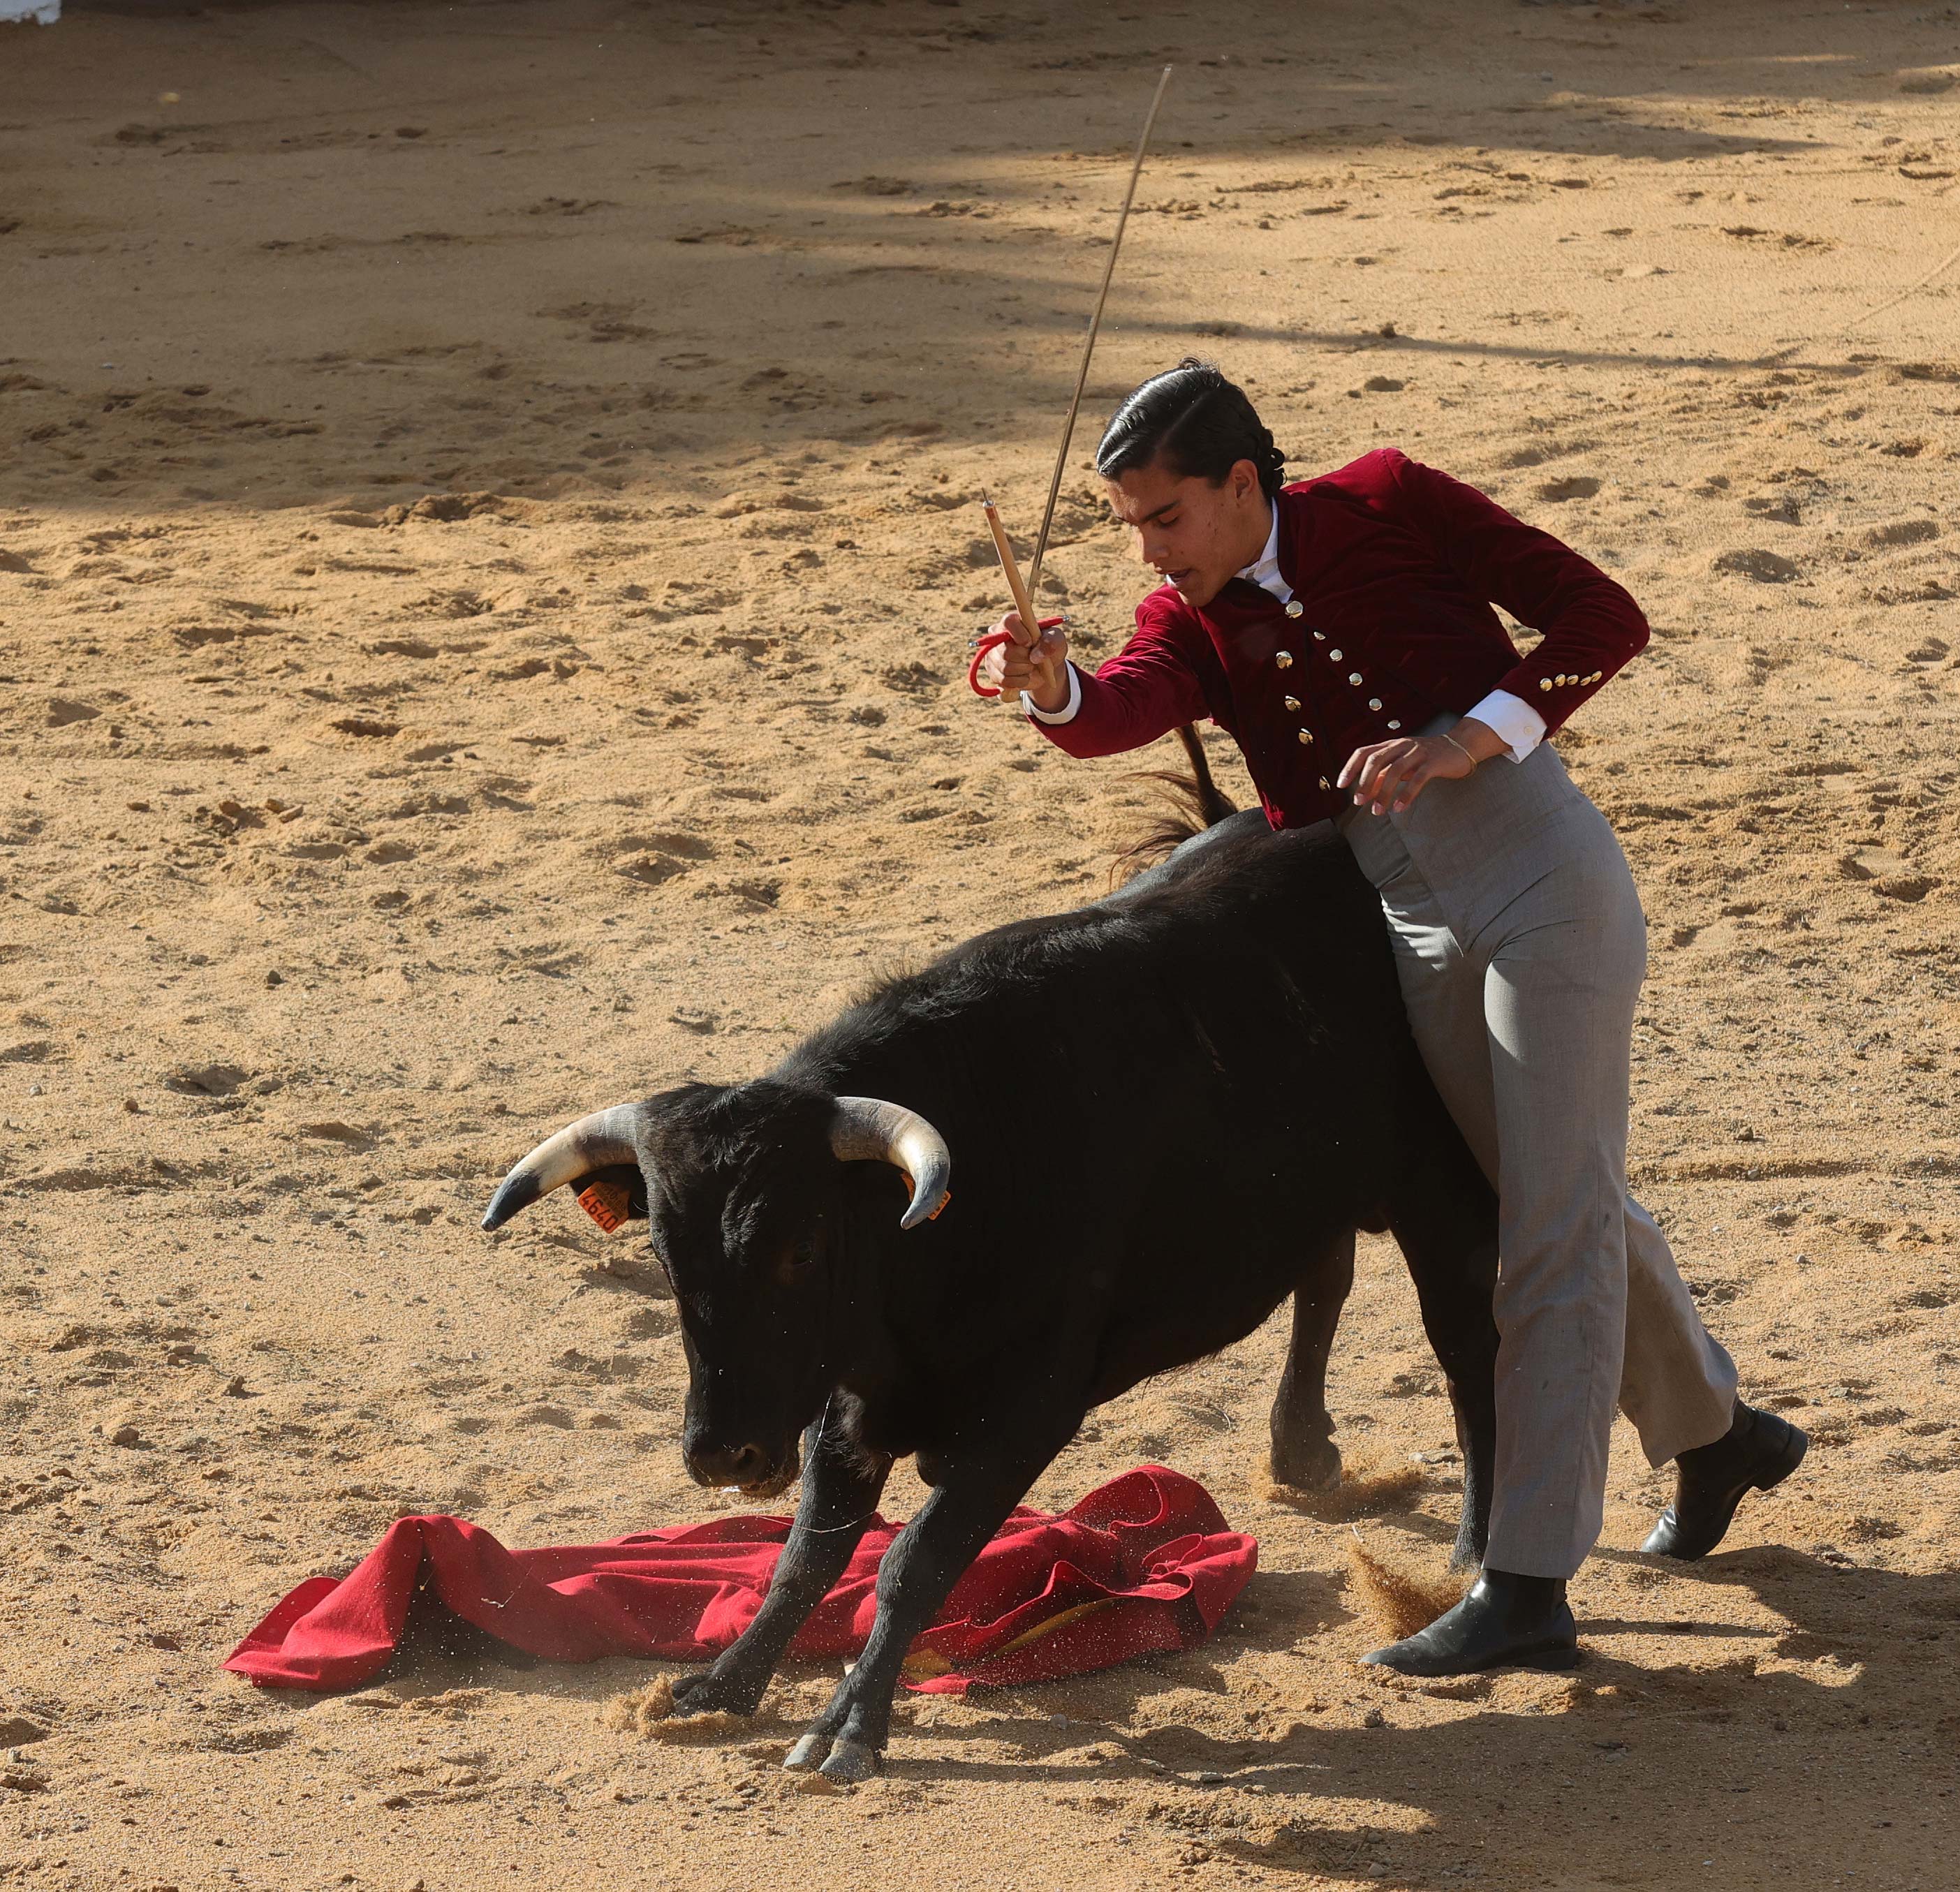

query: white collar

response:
[1235,502,1286,600]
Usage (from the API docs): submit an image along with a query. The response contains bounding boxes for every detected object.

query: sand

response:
[2,1,1957,1887]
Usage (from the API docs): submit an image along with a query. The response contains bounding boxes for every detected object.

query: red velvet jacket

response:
[1033,448,1649,830]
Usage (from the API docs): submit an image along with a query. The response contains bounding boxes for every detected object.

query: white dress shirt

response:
[1029,503,1548,761]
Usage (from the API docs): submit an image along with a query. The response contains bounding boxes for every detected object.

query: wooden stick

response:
[980,494,1043,709]
[1025,64,1173,605]
[976,69,1172,716]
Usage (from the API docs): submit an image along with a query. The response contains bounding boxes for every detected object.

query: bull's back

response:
[829,813,1409,1195]
[1027,820,1406,1273]
[1056,819,1422,1395]
[788,813,1416,1362]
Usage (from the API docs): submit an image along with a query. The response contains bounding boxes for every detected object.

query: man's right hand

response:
[979,611,1071,714]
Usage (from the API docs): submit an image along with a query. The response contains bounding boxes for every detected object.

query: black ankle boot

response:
[1642,1401,1808,1561]
[1360,1569,1577,1677]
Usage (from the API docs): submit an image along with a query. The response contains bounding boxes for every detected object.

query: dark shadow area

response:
[906,1546,1954,1887]
[381,1572,543,1676]
[3,0,1945,522]
[57,0,1960,164]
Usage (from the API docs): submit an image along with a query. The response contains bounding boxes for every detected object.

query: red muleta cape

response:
[225,1465,1256,1697]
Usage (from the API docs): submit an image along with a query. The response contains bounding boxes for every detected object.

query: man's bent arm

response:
[1389,452,1649,735]
[1027,621,1209,760]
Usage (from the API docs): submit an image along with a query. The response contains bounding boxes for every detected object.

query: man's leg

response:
[1361,832,1633,1579]
[1369,844,1743,1491]
[1625,1198,1806,1565]
[1475,892,1644,1581]
[1349,835,1591,1671]
[1621,1195,1739,1468]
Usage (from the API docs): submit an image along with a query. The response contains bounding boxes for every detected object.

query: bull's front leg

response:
[667,1410,892,1719]
[783,1445,1056,1784]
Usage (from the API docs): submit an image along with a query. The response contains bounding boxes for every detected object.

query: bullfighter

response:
[981,357,1806,1677]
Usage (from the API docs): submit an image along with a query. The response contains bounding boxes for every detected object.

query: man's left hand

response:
[1339,717,1505,816]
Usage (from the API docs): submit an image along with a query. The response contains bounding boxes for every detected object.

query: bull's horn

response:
[481,1104,641,1232]
[829,1095,952,1232]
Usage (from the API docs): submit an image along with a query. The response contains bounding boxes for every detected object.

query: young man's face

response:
[1105,454,1271,610]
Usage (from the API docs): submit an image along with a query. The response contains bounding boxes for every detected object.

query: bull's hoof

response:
[819,1736,880,1784]
[783,1729,882,1783]
[669,1671,765,1717]
[1267,1438,1343,1494]
[783,1731,831,1773]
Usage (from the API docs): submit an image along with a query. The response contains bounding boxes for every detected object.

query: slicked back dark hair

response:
[1095,358,1288,500]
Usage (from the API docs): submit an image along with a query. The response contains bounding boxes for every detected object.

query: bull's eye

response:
[776,1236,819,1284]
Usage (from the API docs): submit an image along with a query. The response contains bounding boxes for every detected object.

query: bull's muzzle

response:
[686,1437,802,1500]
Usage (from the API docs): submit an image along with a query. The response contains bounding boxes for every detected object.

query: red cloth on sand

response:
[224,1465,1256,1697]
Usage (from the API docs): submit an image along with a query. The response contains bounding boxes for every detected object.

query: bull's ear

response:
[482,1104,643,1232]
[565,1162,649,1235]
[829,1096,952,1232]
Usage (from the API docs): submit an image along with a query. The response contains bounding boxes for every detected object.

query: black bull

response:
[483,809,1501,1782]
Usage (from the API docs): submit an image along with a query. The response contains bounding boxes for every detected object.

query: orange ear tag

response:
[575,1176,633,1234]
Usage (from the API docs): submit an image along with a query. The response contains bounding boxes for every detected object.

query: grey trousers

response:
[1339,734,1739,1579]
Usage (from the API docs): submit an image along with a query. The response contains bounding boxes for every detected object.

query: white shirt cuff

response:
[1023,662,1082,725]
[1465,688,1545,762]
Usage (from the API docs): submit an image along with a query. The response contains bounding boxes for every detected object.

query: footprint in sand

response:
[299,1121,376,1151]
[520,197,615,217]
[1867,519,1938,548]
[413,589,492,620]
[618,857,691,888]
[163,1063,249,1097]
[1712,547,1799,583]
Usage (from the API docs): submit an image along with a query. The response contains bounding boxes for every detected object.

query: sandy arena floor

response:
[2,1,1958,1887]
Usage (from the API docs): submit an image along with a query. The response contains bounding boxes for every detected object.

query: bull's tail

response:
[1172,723,1238,828]
[1108,723,1240,888]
